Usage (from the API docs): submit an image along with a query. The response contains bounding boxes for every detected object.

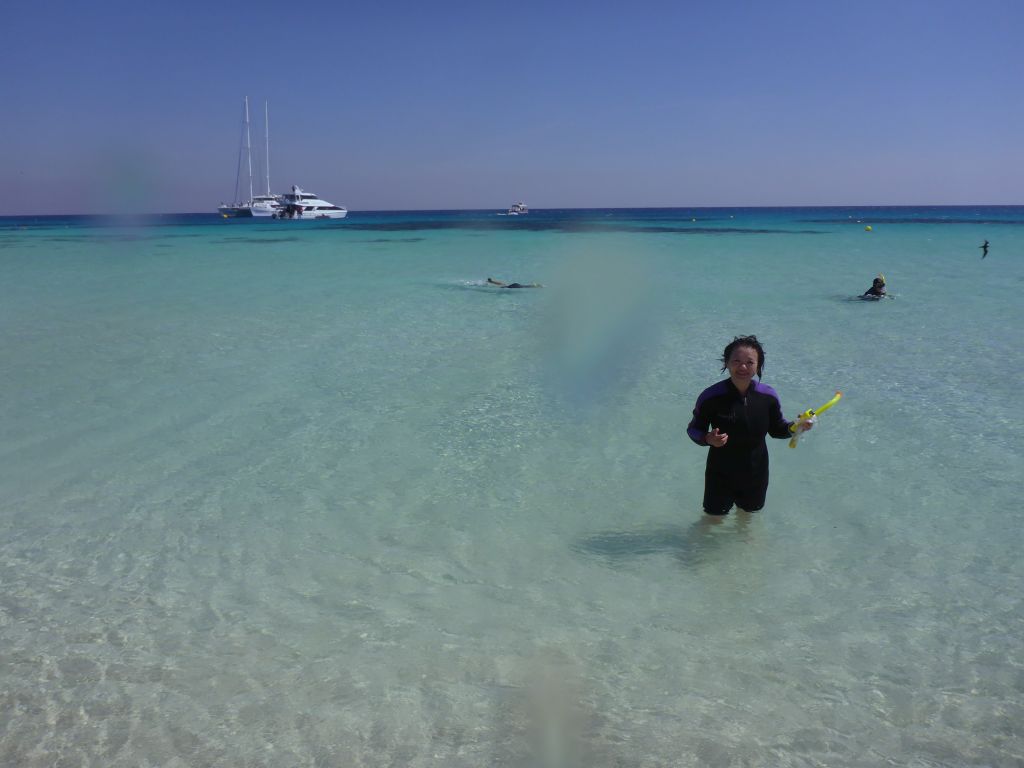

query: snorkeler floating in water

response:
[487,277,543,289]
[861,274,888,300]
[980,240,989,259]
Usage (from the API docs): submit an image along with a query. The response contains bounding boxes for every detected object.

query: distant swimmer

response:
[487,277,543,289]
[980,240,989,259]
[861,274,887,300]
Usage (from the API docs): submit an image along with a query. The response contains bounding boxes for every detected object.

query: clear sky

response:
[3,0,1021,214]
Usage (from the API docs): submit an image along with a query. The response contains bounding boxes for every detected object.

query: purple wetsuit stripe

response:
[752,381,780,401]
[687,380,731,444]
[753,381,794,435]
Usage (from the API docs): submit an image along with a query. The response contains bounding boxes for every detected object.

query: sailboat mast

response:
[233,98,246,205]
[264,102,271,197]
[244,96,254,204]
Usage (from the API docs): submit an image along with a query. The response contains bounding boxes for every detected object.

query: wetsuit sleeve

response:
[767,394,793,439]
[687,398,710,446]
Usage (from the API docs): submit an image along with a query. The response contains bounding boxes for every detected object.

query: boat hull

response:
[218,206,253,218]
[273,209,348,220]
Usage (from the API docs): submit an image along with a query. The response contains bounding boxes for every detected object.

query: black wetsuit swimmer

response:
[861,277,887,299]
[687,379,793,514]
[487,277,542,289]
[862,285,886,298]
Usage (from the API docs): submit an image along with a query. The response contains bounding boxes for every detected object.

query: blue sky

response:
[3,0,1021,214]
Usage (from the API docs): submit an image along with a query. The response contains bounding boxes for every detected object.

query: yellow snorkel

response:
[789,391,843,448]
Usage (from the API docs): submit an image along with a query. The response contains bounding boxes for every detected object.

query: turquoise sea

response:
[1,207,1022,766]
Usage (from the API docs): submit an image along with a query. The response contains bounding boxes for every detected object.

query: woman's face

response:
[727,345,759,387]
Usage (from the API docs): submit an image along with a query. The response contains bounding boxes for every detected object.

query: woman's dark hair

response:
[720,335,765,378]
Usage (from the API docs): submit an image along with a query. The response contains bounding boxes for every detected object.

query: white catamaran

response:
[218,98,282,218]
[218,98,346,220]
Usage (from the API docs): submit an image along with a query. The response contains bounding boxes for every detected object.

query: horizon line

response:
[3,203,1023,218]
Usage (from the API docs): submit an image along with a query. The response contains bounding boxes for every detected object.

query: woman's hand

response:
[706,428,729,448]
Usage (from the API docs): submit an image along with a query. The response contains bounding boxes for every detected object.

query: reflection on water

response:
[572,514,755,568]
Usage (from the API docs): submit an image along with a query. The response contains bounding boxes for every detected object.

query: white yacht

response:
[274,186,348,219]
[507,202,528,215]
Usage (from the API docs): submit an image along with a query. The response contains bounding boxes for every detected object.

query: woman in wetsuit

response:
[687,335,811,516]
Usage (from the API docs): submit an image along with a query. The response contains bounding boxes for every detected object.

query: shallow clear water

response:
[1,208,1022,766]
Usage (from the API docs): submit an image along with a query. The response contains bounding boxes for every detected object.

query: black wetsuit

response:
[488,280,534,289]
[687,379,793,514]
[862,285,885,298]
